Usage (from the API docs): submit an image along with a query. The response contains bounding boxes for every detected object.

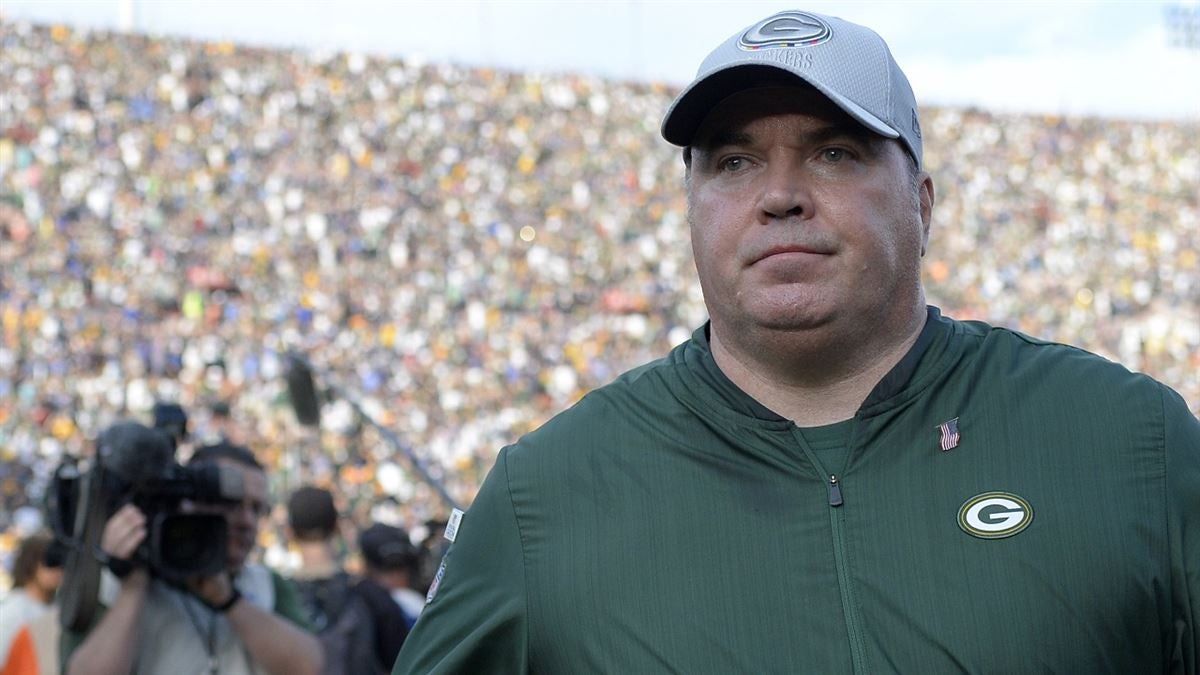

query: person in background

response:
[413,519,447,596]
[286,486,408,674]
[0,534,64,665]
[151,401,190,452]
[359,523,424,628]
[66,441,323,675]
[203,400,244,446]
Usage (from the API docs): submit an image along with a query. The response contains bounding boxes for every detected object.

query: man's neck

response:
[711,307,928,426]
[292,541,339,579]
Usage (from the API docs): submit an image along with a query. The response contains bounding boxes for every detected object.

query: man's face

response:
[686,85,932,352]
[34,564,63,597]
[195,459,269,574]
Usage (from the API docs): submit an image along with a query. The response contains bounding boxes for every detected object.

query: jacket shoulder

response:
[954,319,1179,417]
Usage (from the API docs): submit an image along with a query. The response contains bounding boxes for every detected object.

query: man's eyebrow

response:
[696,129,755,151]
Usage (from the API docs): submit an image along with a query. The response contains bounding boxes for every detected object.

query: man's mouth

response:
[751,244,832,264]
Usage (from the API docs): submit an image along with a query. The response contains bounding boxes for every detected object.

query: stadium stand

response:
[0,21,1196,576]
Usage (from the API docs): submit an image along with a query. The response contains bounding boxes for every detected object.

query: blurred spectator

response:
[359,523,423,627]
[150,401,189,450]
[0,533,63,665]
[205,400,241,444]
[286,486,407,674]
[414,519,450,597]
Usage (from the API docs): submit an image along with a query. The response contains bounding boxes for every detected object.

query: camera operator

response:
[65,442,324,675]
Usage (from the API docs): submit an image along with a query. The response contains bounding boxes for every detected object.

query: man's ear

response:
[918,173,935,256]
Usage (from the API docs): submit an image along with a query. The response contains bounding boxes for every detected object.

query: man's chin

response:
[227,547,251,572]
[734,286,839,325]
[743,302,837,333]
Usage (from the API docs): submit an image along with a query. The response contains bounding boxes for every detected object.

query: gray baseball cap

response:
[661,9,923,169]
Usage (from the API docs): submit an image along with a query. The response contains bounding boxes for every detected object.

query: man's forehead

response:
[214,457,268,496]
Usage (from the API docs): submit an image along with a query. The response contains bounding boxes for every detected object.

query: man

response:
[66,442,324,675]
[0,534,63,666]
[204,400,244,446]
[358,523,424,628]
[394,8,1198,674]
[285,486,408,674]
[412,519,447,596]
[151,401,190,450]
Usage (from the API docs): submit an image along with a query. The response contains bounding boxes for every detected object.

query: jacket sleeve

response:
[1164,386,1199,674]
[392,447,528,674]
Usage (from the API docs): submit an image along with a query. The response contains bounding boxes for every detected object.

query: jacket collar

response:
[683,306,951,423]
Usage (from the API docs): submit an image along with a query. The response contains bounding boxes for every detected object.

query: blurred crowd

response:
[0,21,1197,583]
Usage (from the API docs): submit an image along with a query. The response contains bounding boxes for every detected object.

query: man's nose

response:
[758,162,811,222]
[228,509,252,528]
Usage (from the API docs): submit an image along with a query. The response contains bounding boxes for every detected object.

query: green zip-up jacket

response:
[394,308,1199,674]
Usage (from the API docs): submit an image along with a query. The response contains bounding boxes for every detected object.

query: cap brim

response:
[661,64,900,147]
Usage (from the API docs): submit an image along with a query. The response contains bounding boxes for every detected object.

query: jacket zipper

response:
[828,475,844,506]
[792,429,868,674]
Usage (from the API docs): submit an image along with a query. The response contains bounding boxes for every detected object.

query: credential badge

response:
[445,507,464,542]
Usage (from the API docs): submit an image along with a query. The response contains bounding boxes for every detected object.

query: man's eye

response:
[719,157,746,172]
[822,148,848,162]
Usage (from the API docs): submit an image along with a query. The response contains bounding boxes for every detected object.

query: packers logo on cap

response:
[739,11,832,50]
[957,492,1033,539]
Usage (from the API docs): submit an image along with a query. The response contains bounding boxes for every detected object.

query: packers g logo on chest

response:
[957,492,1034,539]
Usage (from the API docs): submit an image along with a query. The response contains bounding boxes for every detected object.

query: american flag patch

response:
[937,418,960,451]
